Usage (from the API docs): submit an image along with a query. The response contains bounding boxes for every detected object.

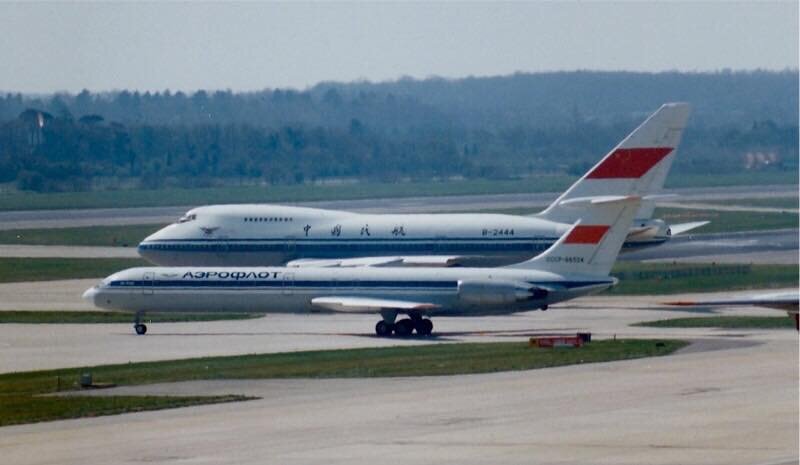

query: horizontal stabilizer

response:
[558,195,641,207]
[669,221,710,235]
[311,296,440,314]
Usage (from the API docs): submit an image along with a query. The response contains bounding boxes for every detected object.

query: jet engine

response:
[457,279,546,305]
[625,218,670,242]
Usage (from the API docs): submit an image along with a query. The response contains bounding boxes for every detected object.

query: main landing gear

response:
[133,311,147,335]
[374,311,433,337]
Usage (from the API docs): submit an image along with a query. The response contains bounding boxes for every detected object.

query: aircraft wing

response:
[286,255,463,268]
[669,221,710,235]
[666,291,799,313]
[311,296,440,314]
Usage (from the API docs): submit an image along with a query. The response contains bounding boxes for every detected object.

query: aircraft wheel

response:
[375,321,393,337]
[416,319,433,336]
[394,319,414,337]
[134,323,147,335]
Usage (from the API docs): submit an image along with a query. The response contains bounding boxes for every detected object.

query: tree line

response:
[0,70,796,192]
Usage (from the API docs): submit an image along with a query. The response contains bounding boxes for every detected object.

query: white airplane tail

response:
[510,196,641,276]
[538,103,691,224]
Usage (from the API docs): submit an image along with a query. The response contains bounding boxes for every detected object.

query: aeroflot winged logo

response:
[200,226,219,236]
[183,270,283,279]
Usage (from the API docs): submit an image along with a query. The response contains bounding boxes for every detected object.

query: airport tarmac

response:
[0,184,796,229]
[0,288,796,373]
[0,291,797,465]
[0,229,796,264]
[621,228,799,263]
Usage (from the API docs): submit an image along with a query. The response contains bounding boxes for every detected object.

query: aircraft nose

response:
[138,227,170,261]
[82,287,98,303]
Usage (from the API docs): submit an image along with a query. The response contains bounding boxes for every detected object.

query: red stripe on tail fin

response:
[587,147,673,179]
[564,225,610,244]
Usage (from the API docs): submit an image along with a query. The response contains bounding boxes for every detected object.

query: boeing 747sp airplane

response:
[137,103,705,268]
[86,195,641,336]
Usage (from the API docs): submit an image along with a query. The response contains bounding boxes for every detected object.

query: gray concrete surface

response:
[621,229,799,263]
[0,184,796,229]
[0,290,797,465]
[0,245,138,258]
[0,289,796,373]
[661,201,798,214]
[0,279,98,311]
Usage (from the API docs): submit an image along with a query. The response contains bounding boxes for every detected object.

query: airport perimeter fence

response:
[612,264,752,281]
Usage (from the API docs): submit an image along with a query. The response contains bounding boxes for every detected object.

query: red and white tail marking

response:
[510,196,641,276]
[538,103,690,224]
[585,147,673,179]
[564,225,610,244]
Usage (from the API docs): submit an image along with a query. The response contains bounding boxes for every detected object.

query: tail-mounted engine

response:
[457,279,547,305]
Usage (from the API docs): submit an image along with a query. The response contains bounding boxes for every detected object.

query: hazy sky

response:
[1,1,797,93]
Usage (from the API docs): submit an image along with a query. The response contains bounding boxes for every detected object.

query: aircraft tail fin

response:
[510,195,642,276]
[538,103,690,224]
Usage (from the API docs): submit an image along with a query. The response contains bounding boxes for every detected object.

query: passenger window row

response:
[244,217,293,223]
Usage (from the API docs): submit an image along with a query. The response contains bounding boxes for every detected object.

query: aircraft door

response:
[142,271,154,295]
[282,273,295,295]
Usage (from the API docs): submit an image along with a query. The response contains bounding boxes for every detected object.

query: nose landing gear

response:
[133,311,147,335]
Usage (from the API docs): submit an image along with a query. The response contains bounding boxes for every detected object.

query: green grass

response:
[608,262,799,295]
[0,171,795,211]
[702,197,799,210]
[0,178,575,212]
[0,340,685,426]
[0,257,149,283]
[0,311,263,324]
[653,207,798,234]
[2,395,249,427]
[633,316,795,329]
[662,171,798,189]
[0,224,164,247]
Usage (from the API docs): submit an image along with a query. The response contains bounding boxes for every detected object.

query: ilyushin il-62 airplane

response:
[137,103,706,268]
[85,195,642,336]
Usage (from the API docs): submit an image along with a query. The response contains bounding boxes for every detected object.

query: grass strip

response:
[0,172,795,212]
[0,178,573,211]
[607,263,798,295]
[700,197,799,210]
[2,395,250,427]
[0,340,685,426]
[0,257,149,283]
[633,316,795,329]
[0,311,262,324]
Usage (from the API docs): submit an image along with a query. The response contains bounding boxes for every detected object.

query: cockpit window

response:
[177,213,197,223]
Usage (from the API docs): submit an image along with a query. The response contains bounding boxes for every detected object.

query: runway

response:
[1,228,795,265]
[0,184,796,230]
[0,288,794,373]
[0,290,797,465]
[0,185,797,464]
[621,228,799,263]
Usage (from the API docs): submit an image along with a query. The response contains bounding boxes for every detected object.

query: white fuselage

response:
[84,265,616,317]
[137,205,667,267]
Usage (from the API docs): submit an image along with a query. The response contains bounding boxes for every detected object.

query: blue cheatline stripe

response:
[138,237,559,254]
[107,279,612,290]
[143,236,558,243]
